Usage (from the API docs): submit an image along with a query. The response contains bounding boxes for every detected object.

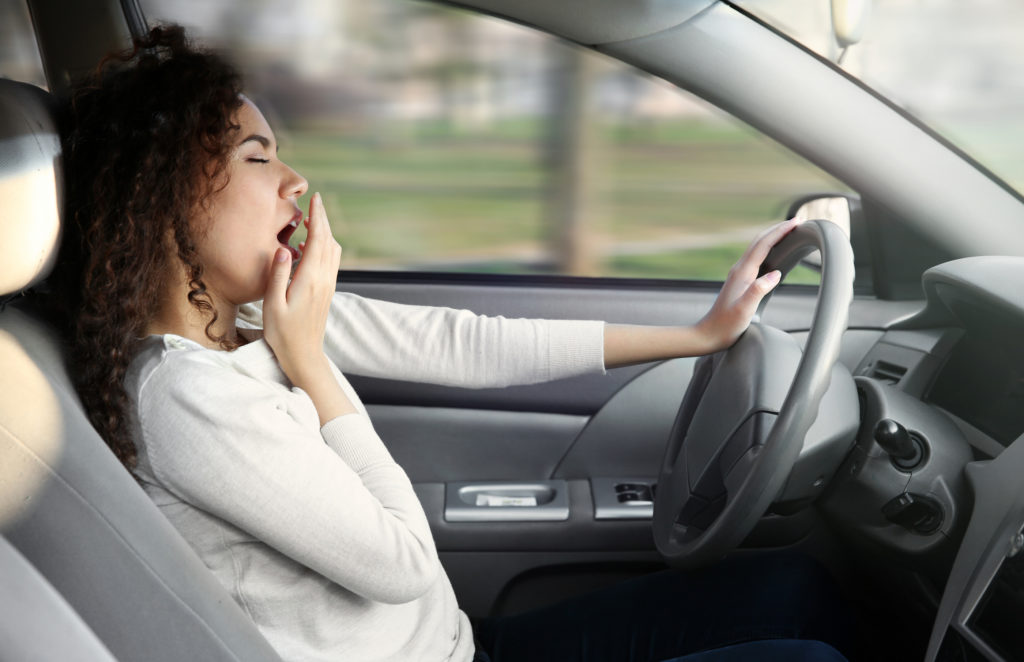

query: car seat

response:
[0,534,118,662]
[0,78,282,661]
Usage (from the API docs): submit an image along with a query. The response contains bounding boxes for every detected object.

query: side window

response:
[141,0,843,283]
[0,0,47,87]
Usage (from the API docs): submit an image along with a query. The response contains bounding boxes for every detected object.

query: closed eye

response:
[247,157,271,164]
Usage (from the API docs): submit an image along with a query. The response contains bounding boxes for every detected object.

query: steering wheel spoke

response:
[674,491,728,543]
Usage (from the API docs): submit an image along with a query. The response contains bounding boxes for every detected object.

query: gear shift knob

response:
[873,418,922,469]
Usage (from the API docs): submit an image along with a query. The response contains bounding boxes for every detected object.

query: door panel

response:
[551,358,695,479]
[341,274,921,616]
[370,405,587,482]
[439,550,664,618]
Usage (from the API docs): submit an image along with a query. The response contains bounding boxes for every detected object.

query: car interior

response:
[2,1,1024,661]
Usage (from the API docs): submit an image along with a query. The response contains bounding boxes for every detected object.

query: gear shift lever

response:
[873,418,923,470]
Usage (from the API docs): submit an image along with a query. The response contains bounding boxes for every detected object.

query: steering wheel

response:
[653,219,854,569]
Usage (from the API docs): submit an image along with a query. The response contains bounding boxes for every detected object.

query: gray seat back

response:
[0,78,282,662]
[0,534,118,662]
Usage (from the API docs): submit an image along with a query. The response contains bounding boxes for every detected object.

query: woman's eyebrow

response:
[239,133,275,150]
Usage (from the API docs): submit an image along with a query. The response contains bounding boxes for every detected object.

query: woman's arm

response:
[277,200,795,388]
[316,218,797,384]
[137,356,439,604]
[603,219,797,368]
[321,296,605,387]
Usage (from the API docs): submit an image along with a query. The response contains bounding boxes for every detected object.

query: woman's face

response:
[193,98,308,306]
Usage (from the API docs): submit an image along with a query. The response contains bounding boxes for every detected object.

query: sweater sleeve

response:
[136,353,439,604]
[322,292,606,387]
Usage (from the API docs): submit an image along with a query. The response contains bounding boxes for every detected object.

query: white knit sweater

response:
[125,292,606,662]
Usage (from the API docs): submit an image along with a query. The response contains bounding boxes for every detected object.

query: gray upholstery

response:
[0,535,118,662]
[0,80,62,297]
[0,78,282,661]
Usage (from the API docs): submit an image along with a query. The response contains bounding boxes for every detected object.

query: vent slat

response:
[866,360,907,385]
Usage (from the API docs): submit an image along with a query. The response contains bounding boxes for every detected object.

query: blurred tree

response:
[543,41,602,276]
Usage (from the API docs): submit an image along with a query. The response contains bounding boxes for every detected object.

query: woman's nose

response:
[282,163,308,199]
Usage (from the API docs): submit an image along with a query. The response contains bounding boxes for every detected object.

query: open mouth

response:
[277,213,302,260]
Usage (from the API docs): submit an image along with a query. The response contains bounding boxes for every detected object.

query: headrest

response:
[0,80,62,297]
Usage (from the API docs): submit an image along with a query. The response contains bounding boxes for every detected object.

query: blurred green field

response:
[283,117,842,282]
[608,243,823,285]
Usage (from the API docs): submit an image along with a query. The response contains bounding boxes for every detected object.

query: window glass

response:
[140,0,841,282]
[735,0,1024,198]
[0,0,47,87]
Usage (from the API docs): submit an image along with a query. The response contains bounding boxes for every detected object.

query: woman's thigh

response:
[472,552,853,662]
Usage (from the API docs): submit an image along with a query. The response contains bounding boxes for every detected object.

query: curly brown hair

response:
[52,25,244,470]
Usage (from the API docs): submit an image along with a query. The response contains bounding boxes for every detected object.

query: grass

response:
[282,116,845,281]
[607,243,822,284]
[414,242,823,286]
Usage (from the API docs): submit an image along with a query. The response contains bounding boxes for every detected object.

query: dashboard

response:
[928,328,1024,449]
[821,257,1024,661]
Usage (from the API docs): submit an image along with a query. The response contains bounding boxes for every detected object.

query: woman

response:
[54,25,849,662]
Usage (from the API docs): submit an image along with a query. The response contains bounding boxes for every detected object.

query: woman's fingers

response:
[716,219,801,306]
[314,193,332,269]
[311,193,341,272]
[739,268,782,309]
[720,219,801,298]
[298,192,340,271]
[694,220,801,352]
[263,246,292,309]
[303,193,324,261]
[291,193,329,282]
[281,193,341,310]
[741,218,802,271]
[262,193,340,382]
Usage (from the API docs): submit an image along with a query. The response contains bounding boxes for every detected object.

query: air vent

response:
[865,360,907,385]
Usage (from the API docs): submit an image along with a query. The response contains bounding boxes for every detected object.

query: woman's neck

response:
[146,283,241,349]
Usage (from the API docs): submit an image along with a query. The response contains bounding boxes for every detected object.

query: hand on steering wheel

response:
[694,219,799,354]
[653,220,854,568]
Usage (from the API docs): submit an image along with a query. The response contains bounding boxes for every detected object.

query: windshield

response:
[735,0,1024,197]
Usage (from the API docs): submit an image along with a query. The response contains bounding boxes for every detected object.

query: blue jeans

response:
[659,639,848,662]
[471,552,854,662]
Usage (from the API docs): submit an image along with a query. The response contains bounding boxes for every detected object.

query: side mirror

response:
[786,193,862,272]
